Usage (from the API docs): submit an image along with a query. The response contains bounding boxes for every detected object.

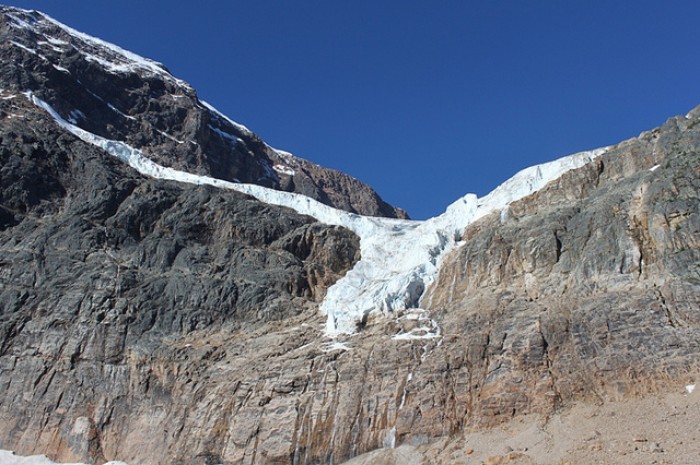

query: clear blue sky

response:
[8,1,700,219]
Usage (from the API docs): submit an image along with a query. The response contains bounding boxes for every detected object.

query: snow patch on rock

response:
[207,123,242,145]
[0,449,127,465]
[6,8,190,89]
[273,164,296,176]
[200,100,253,137]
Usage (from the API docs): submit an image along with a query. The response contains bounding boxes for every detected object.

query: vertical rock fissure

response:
[537,321,561,410]
[554,231,563,263]
[654,286,678,328]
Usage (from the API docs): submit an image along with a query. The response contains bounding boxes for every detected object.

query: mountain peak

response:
[2,6,184,86]
[0,5,408,219]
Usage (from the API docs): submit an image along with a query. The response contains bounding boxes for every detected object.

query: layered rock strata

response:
[0,89,361,464]
[2,96,698,465]
[423,106,700,419]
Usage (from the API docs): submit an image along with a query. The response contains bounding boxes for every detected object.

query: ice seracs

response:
[321,145,606,335]
[27,90,606,337]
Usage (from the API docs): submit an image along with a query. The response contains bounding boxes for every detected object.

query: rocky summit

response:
[0,6,699,465]
[0,7,407,220]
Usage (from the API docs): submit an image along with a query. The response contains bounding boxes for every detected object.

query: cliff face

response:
[0,82,362,464]
[421,107,700,421]
[1,6,699,465]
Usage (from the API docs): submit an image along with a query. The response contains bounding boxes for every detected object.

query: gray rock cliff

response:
[0,77,361,464]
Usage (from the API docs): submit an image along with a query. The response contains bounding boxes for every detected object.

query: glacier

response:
[27,92,606,335]
[13,6,608,335]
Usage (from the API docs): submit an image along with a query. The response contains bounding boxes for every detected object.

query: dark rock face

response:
[0,7,407,219]
[0,87,361,464]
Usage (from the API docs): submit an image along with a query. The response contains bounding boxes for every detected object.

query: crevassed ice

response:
[28,92,606,336]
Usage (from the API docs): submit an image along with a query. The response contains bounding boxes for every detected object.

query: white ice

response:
[10,40,37,55]
[108,103,136,121]
[207,124,242,145]
[52,64,70,74]
[36,40,65,53]
[28,89,606,336]
[322,341,352,352]
[158,130,184,144]
[44,37,68,46]
[5,11,33,29]
[273,164,296,176]
[275,149,296,160]
[392,309,441,340]
[67,109,85,124]
[687,384,695,394]
[0,450,127,465]
[200,100,253,137]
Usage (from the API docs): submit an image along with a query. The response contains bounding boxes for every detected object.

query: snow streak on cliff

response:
[7,6,607,335]
[28,92,606,335]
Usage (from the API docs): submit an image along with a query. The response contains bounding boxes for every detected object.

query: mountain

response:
[0,6,699,465]
[0,7,407,220]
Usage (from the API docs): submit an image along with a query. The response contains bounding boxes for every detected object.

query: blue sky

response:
[8,1,700,218]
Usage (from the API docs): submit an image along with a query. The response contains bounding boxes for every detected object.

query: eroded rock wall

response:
[423,108,700,424]
[2,93,699,465]
[0,95,363,464]
[1,7,699,465]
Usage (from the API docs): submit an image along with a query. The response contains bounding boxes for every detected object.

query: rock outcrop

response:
[0,83,361,464]
[0,6,699,465]
[423,106,700,419]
